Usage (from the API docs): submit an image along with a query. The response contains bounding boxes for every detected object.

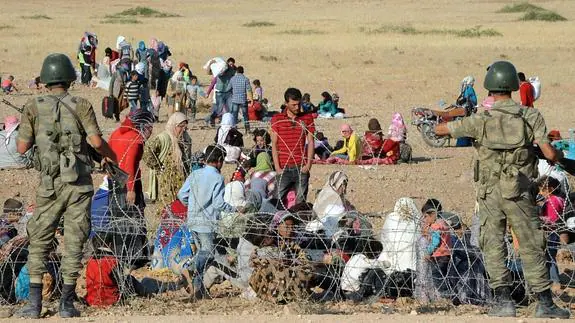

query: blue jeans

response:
[546,232,560,283]
[231,102,248,129]
[129,99,138,112]
[190,231,215,291]
[333,154,348,160]
[205,91,232,124]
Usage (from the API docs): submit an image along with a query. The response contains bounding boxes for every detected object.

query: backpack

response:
[528,76,541,101]
[101,95,118,119]
[478,107,532,151]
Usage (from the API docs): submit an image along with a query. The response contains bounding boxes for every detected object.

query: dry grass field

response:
[1,0,575,320]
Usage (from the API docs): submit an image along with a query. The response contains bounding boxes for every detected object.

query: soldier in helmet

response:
[434,61,569,319]
[16,53,117,318]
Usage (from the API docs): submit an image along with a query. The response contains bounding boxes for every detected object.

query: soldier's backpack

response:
[101,95,118,119]
[478,107,532,151]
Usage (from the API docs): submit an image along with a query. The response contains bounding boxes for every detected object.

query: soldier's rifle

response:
[1,99,24,113]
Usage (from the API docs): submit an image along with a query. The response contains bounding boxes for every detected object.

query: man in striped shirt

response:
[270,88,315,206]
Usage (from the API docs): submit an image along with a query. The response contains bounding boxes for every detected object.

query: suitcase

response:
[102,96,118,118]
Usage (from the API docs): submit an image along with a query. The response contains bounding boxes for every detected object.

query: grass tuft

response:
[106,6,180,18]
[279,29,325,35]
[260,55,279,62]
[362,25,501,38]
[497,2,544,13]
[520,10,567,21]
[22,14,52,20]
[100,18,142,24]
[243,20,275,27]
[0,25,13,30]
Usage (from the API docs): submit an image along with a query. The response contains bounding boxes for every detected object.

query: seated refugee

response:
[245,153,277,200]
[220,167,249,238]
[340,239,388,302]
[378,198,422,275]
[301,93,316,113]
[317,92,343,118]
[442,212,490,305]
[311,171,354,238]
[327,124,362,164]
[314,132,332,160]
[0,116,32,169]
[247,129,272,168]
[332,93,345,116]
[215,113,244,163]
[2,75,18,94]
[537,176,564,291]
[249,211,314,303]
[421,199,453,299]
[362,118,385,158]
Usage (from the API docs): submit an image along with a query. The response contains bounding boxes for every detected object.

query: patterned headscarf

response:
[388,112,406,142]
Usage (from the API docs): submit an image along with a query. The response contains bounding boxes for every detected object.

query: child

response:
[314,132,332,160]
[2,75,18,93]
[301,93,316,113]
[253,79,263,102]
[422,200,452,299]
[151,90,161,123]
[537,176,564,288]
[248,129,272,168]
[124,71,140,112]
[186,75,207,122]
[85,244,121,307]
[177,144,239,298]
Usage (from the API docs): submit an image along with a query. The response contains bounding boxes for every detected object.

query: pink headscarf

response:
[388,112,406,142]
[3,116,19,144]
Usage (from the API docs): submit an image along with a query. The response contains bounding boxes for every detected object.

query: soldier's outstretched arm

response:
[538,142,562,163]
[87,135,117,163]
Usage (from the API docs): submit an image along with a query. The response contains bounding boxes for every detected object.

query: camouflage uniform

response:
[18,94,101,286]
[447,98,550,292]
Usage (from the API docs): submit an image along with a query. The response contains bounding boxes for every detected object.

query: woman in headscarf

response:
[245,153,276,199]
[214,113,243,162]
[362,118,385,158]
[378,197,422,275]
[135,41,149,80]
[143,112,192,209]
[312,171,354,237]
[108,109,155,209]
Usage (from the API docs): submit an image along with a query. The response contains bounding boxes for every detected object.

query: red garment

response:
[110,50,120,61]
[248,101,263,121]
[430,220,452,258]
[85,256,120,307]
[271,111,316,169]
[519,81,534,108]
[108,118,144,192]
[382,139,400,163]
[363,132,384,157]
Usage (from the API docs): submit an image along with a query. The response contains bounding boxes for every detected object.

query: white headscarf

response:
[378,197,422,274]
[313,171,348,220]
[116,35,126,50]
[135,62,146,75]
[217,113,235,146]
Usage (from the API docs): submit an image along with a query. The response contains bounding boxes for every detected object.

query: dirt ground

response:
[1,0,575,320]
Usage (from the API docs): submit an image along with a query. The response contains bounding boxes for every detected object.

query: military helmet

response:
[483,61,520,92]
[40,53,77,86]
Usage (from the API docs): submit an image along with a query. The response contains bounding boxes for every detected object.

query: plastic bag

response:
[529,76,541,101]
[203,57,227,77]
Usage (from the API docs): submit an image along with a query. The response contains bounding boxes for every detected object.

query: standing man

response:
[518,72,535,108]
[434,61,569,319]
[270,88,315,206]
[16,53,117,318]
[230,66,253,132]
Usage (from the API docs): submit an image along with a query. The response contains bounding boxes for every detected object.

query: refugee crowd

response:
[0,31,571,320]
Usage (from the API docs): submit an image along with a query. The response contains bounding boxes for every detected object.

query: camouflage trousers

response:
[477,184,550,293]
[27,182,92,285]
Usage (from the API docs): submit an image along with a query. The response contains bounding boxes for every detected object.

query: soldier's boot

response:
[16,283,43,319]
[59,284,81,318]
[535,289,570,319]
[488,286,516,317]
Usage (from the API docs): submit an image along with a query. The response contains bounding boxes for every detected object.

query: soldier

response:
[434,61,569,319]
[16,53,117,318]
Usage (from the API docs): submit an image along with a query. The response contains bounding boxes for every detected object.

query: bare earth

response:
[2,0,575,321]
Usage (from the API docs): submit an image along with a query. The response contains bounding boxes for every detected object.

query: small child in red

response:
[85,247,120,307]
